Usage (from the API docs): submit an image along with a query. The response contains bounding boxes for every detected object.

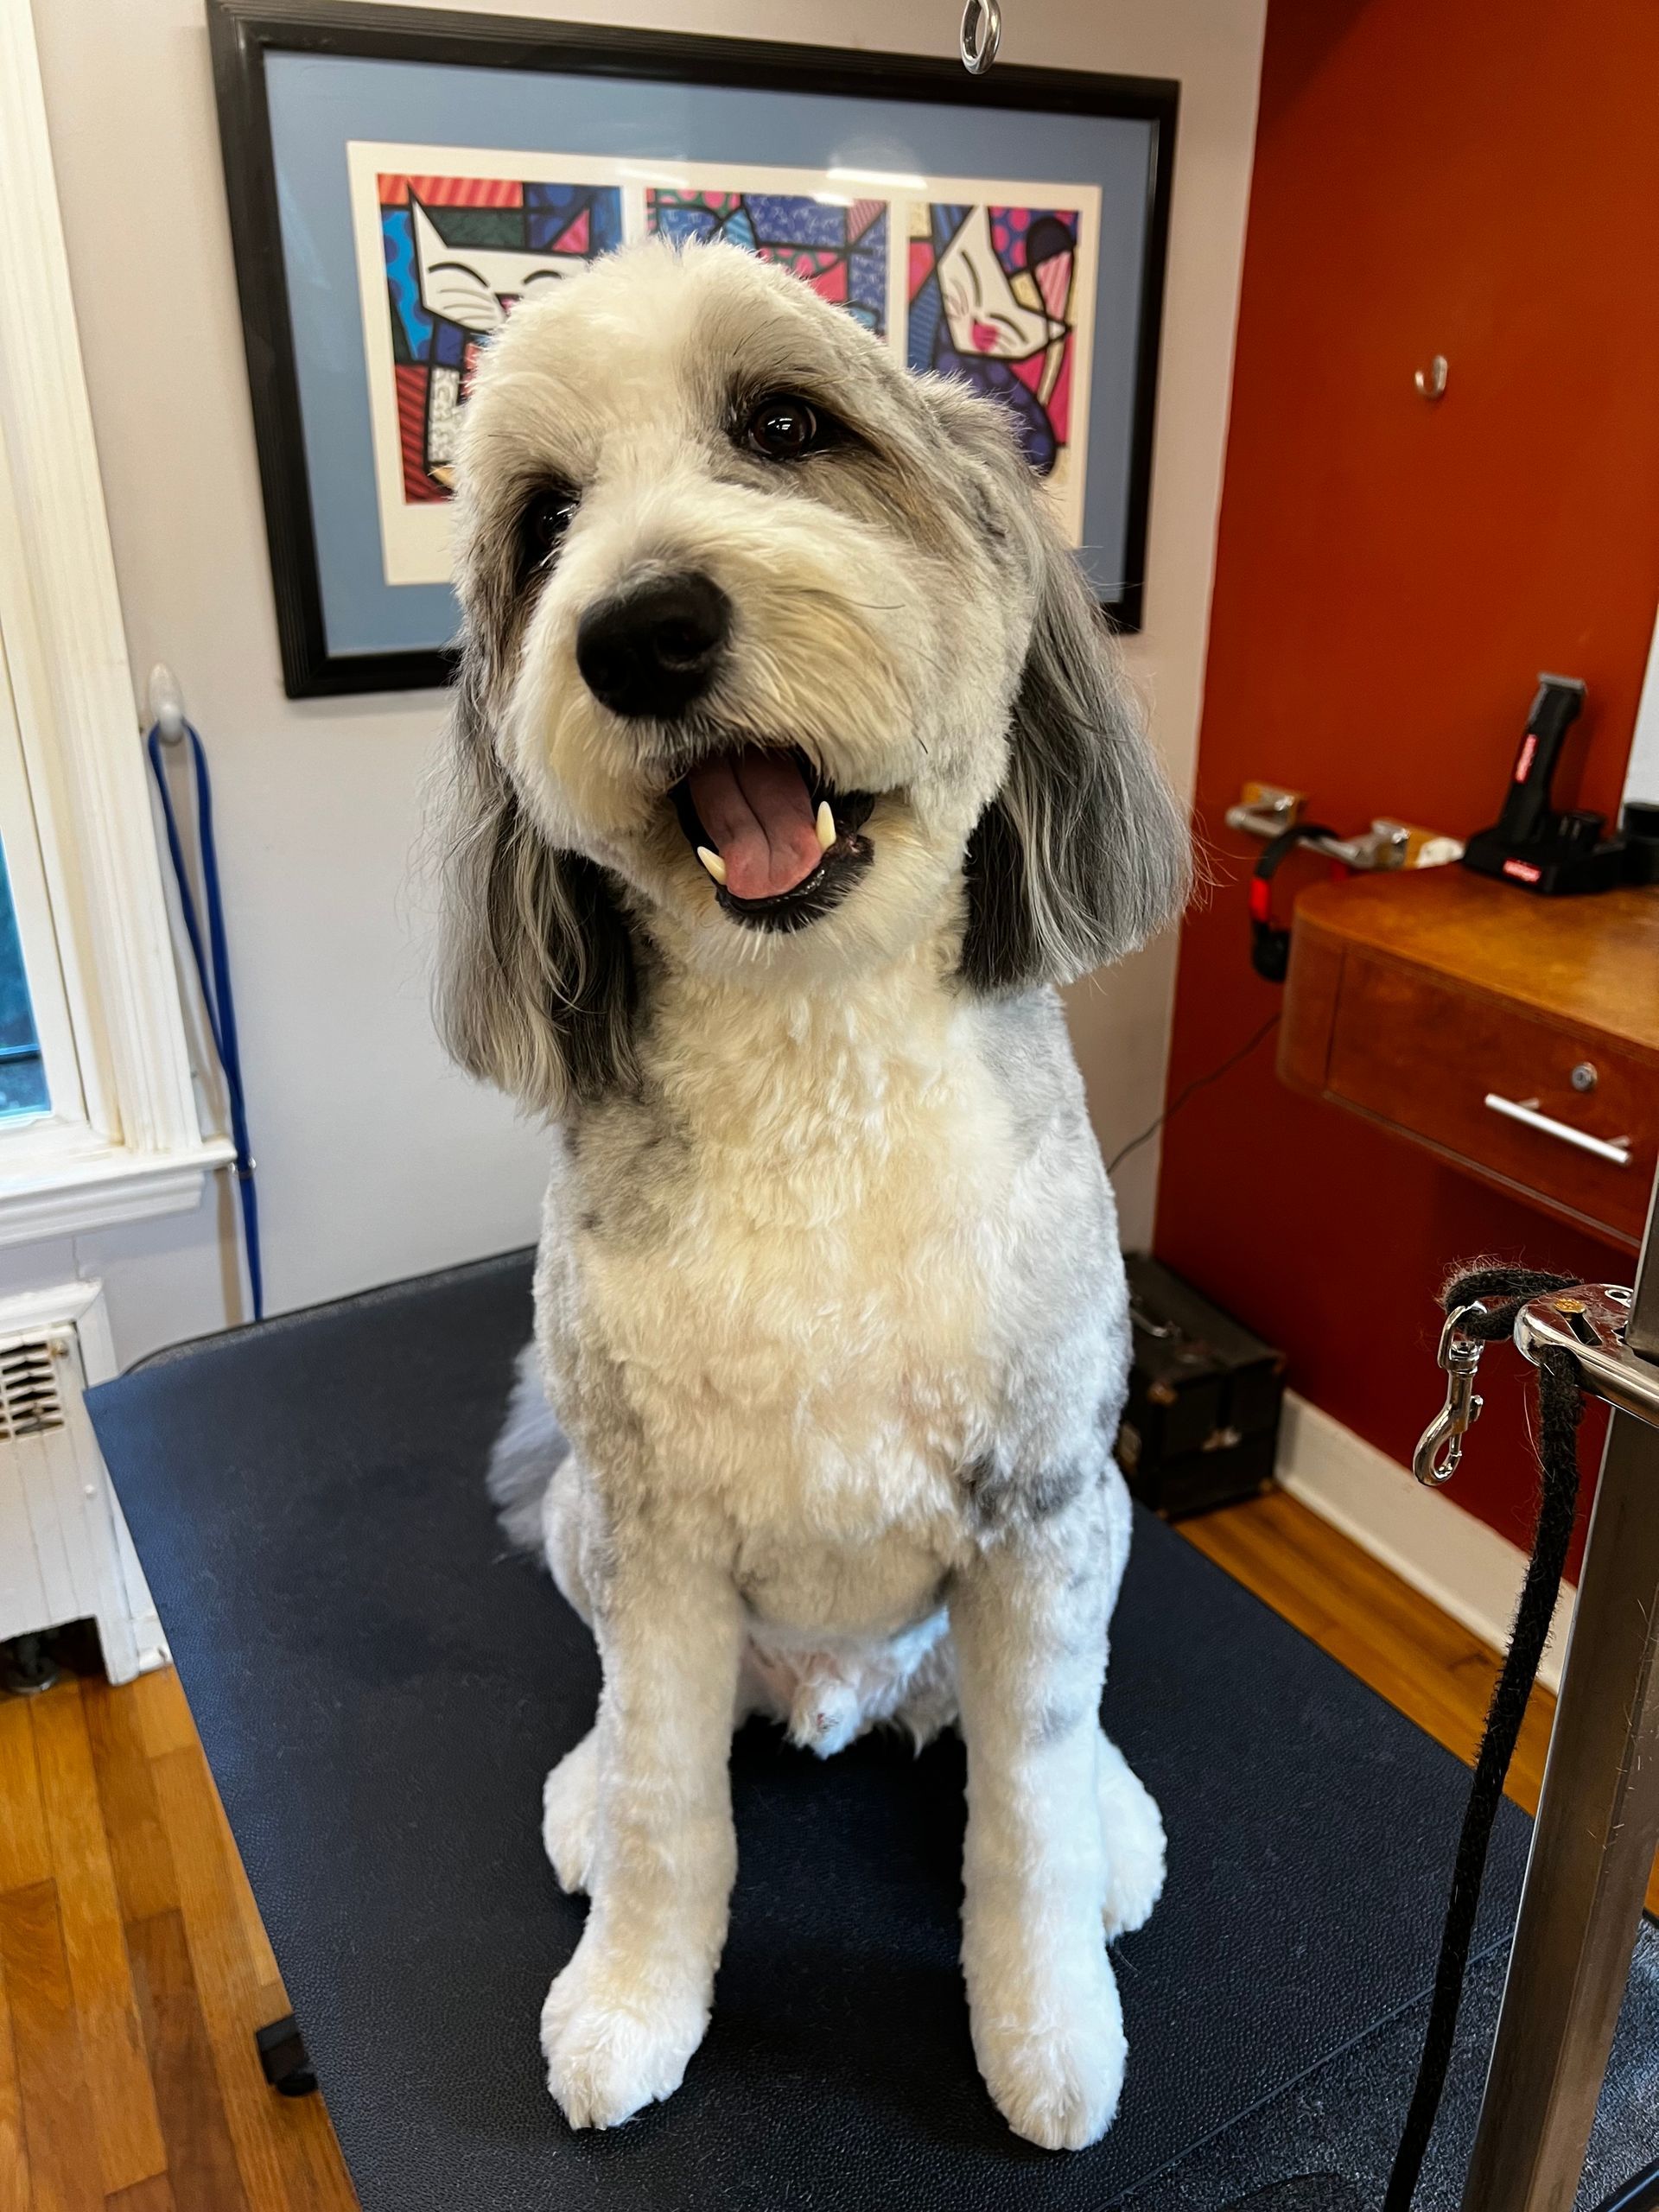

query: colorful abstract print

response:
[907,203,1079,478]
[379,173,623,501]
[646,191,891,340]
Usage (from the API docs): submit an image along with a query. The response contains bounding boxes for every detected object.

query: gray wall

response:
[24,0,1265,1367]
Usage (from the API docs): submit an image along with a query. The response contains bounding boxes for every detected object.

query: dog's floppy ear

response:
[957,442,1191,993]
[434,657,639,1116]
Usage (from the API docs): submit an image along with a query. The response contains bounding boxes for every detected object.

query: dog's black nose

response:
[575,573,730,721]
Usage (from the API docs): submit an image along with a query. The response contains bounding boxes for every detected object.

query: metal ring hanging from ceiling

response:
[960,0,1002,74]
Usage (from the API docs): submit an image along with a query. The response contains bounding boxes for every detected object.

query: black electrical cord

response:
[1108,1013,1282,1178]
[1381,1263,1586,2212]
[1592,2156,1659,2212]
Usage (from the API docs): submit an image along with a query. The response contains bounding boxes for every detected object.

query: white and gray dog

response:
[435,237,1191,2151]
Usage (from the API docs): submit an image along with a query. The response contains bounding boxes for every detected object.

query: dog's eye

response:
[742,393,828,462]
[518,486,578,578]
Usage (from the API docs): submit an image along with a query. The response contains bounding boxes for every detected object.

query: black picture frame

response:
[207,0,1179,698]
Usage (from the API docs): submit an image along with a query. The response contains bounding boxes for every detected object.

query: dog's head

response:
[436,238,1189,1112]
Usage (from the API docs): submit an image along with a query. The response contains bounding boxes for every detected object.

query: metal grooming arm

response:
[1460,1169,1659,2212]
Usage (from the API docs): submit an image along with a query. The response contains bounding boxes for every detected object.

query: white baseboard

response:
[1276,1389,1577,1696]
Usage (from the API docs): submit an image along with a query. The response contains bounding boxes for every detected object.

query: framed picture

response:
[208,2,1178,697]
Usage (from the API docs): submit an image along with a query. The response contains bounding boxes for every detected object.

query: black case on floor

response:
[1116,1255,1286,1518]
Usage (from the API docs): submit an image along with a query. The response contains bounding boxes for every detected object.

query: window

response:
[0,628,77,1128]
[0,0,228,1245]
[0,847,49,1122]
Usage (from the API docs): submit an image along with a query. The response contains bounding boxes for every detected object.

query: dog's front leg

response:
[541,1529,743,2129]
[952,1504,1124,2151]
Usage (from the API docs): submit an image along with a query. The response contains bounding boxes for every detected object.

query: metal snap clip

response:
[1413,1306,1486,1485]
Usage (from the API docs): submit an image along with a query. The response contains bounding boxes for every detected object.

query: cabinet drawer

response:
[1324,950,1657,1244]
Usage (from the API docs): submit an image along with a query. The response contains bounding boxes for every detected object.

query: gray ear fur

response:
[434,658,640,1115]
[958,455,1191,994]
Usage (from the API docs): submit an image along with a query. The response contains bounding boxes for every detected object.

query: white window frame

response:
[0,0,231,1246]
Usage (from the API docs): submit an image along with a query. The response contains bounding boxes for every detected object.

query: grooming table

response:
[87,1253,1659,2212]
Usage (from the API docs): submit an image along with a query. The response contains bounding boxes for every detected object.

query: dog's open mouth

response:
[670,746,874,931]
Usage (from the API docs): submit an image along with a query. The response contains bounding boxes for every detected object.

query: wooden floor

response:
[0,1657,357,2210]
[0,1486,1636,2209]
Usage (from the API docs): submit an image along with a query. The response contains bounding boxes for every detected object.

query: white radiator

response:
[0,1281,165,1682]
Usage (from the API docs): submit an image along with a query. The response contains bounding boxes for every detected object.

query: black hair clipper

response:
[1462,674,1627,895]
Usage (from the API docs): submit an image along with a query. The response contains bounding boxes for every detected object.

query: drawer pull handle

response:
[1483,1093,1631,1167]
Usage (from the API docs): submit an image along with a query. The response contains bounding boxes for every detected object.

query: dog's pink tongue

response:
[687,749,822,900]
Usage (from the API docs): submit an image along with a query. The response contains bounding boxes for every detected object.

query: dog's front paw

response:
[542,1729,599,1895]
[541,1944,710,2129]
[969,1948,1127,2151]
[1096,1730,1166,1941]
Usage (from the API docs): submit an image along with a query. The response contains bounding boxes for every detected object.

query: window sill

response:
[0,1131,237,1249]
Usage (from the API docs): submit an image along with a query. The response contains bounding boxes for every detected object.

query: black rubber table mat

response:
[1136,1923,1659,2210]
[88,1249,1561,2211]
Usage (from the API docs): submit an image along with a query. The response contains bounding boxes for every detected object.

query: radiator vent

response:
[0,1333,66,1440]
[0,1285,160,1683]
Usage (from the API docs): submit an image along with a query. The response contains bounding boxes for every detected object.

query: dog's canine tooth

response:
[815,800,836,852]
[696,846,728,886]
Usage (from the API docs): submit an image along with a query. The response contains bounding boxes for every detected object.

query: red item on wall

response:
[1154,0,1659,1575]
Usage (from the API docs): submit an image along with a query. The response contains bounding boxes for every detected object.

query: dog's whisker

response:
[773,584,909,615]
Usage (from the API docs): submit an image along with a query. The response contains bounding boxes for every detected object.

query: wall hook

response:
[960,0,1001,74]
[1414,353,1449,402]
[146,662,188,745]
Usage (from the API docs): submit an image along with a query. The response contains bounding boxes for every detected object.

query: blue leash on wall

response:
[146,719,263,1321]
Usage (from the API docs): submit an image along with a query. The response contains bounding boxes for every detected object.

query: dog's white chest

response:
[566,980,1011,1545]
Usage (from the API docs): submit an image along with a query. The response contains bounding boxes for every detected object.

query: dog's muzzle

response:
[573,570,877,933]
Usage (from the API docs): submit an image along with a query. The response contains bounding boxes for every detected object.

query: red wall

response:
[1154,0,1659,1564]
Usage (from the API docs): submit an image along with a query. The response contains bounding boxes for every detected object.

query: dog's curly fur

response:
[435,238,1191,2150]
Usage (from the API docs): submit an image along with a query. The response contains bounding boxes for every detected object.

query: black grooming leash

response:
[1227,1261,1614,2212]
[1382,1263,1586,2211]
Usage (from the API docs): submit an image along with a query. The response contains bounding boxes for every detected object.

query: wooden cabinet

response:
[1281,870,1659,1249]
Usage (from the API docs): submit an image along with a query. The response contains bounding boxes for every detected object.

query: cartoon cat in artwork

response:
[410,196,589,334]
[936,204,1074,406]
[410,196,592,482]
